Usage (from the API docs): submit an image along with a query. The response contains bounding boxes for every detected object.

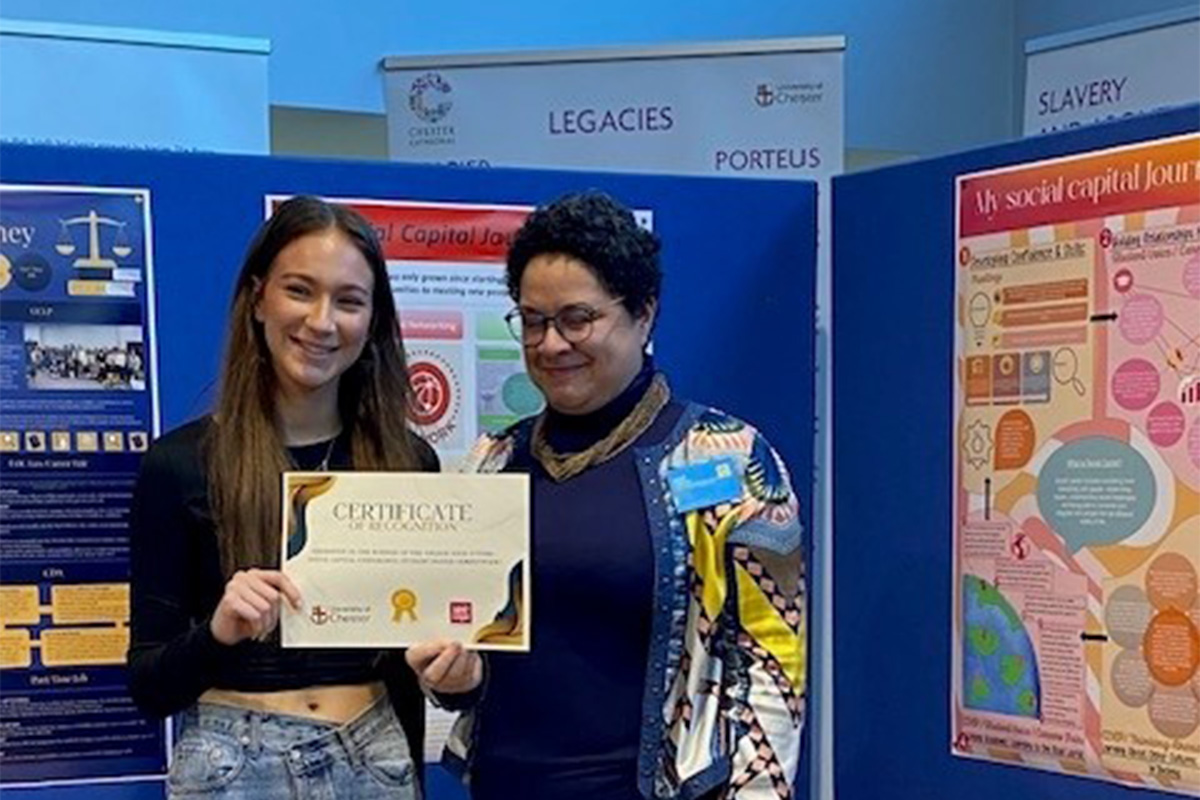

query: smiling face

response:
[519,253,654,415]
[254,228,374,402]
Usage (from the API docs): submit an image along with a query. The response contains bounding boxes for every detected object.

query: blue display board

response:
[0,145,816,800]
[833,104,1199,800]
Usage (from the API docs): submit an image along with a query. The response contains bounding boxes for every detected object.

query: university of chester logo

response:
[310,605,331,625]
[755,84,775,108]
[409,72,453,123]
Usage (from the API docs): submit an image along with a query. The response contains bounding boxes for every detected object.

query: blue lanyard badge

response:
[666,456,743,513]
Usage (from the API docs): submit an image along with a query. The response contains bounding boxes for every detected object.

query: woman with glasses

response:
[408,191,806,799]
[126,196,480,799]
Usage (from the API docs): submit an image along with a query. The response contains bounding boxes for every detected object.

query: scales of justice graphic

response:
[55,210,132,269]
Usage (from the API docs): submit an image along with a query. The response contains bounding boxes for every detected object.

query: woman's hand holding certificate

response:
[405,640,484,694]
[211,569,303,645]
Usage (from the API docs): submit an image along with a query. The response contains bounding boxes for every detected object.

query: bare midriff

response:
[199,681,386,724]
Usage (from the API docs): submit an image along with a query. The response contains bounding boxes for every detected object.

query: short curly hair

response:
[506,191,662,316]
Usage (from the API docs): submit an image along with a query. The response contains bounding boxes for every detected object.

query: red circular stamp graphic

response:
[410,360,452,426]
[407,351,462,446]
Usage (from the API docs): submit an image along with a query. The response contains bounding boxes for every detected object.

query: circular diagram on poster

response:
[502,372,544,417]
[1028,420,1174,553]
[1105,545,1200,739]
[0,254,11,290]
[13,252,51,291]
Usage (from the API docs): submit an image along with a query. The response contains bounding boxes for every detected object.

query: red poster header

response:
[260,201,526,263]
[343,203,531,262]
[959,135,1200,237]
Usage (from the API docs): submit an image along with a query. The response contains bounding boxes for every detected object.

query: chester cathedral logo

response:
[409,72,454,123]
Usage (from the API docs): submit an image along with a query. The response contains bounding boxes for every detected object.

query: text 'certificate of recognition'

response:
[280,472,529,651]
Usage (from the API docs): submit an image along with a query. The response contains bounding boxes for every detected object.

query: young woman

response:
[127,196,478,799]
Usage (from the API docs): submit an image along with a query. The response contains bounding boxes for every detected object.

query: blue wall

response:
[0,0,1014,155]
[1016,0,1195,41]
[3,2,1190,155]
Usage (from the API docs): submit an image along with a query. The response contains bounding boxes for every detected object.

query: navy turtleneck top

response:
[542,357,657,453]
[470,358,684,800]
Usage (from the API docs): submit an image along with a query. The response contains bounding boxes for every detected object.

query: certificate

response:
[280,472,529,651]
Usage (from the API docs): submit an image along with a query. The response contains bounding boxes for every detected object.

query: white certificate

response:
[280,471,530,651]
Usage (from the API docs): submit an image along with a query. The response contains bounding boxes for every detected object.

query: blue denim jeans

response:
[168,696,418,799]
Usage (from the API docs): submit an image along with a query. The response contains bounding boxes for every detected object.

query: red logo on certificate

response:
[449,601,473,624]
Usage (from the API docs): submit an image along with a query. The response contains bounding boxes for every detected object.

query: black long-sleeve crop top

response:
[126,417,439,724]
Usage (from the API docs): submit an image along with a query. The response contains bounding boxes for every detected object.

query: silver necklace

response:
[314,437,337,472]
[292,436,338,472]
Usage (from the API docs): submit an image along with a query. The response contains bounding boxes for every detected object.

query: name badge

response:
[666,456,742,513]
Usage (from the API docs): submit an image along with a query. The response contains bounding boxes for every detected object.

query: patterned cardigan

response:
[443,400,807,799]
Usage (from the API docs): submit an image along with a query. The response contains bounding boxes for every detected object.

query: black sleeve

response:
[431,670,486,711]
[380,651,426,777]
[377,651,480,790]
[126,435,233,719]
[411,432,441,472]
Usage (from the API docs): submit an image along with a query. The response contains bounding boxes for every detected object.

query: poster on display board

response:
[952,134,1200,793]
[0,185,166,786]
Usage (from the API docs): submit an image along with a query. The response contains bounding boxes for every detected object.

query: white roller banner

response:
[0,19,269,154]
[1024,8,1200,136]
[382,38,842,181]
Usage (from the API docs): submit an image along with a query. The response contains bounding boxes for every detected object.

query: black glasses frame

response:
[504,297,625,347]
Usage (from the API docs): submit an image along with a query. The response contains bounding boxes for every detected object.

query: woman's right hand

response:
[405,640,484,695]
[210,569,302,646]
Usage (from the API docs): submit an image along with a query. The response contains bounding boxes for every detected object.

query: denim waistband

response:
[181,694,402,768]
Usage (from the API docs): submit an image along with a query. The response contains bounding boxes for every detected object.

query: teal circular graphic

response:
[502,372,544,416]
[14,252,51,291]
[1036,436,1156,554]
[963,575,1040,718]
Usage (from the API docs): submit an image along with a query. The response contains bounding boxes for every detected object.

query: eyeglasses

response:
[504,298,625,347]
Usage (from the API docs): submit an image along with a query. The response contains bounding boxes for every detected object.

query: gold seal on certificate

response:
[280,472,530,651]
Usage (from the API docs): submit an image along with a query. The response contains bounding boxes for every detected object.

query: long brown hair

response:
[209,196,419,575]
